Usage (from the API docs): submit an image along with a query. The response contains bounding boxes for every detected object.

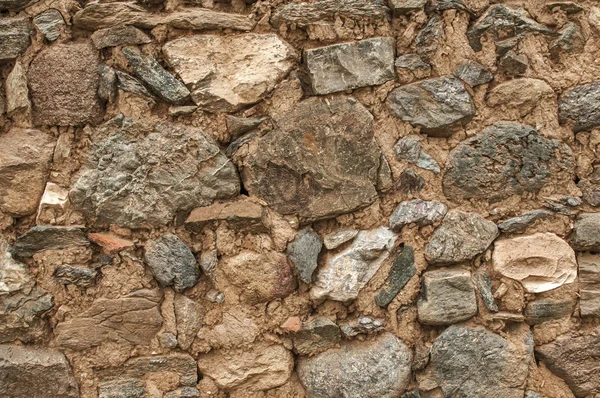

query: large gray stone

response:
[144,234,198,292]
[70,117,240,228]
[236,96,388,221]
[425,211,498,265]
[287,229,323,284]
[0,18,31,62]
[442,122,574,202]
[271,0,389,27]
[297,333,411,398]
[389,199,447,231]
[302,38,395,95]
[33,9,65,42]
[571,213,600,251]
[559,81,600,133]
[10,226,89,258]
[578,253,600,317]
[386,76,475,136]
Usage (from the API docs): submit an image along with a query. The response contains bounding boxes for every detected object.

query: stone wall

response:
[1,0,600,397]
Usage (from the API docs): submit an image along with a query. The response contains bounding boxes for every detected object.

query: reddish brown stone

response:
[88,232,134,254]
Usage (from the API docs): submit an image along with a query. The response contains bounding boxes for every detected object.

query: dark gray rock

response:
[122,47,190,105]
[98,64,117,103]
[390,0,427,15]
[550,22,584,61]
[396,168,424,194]
[271,0,389,27]
[10,226,89,258]
[417,268,477,325]
[578,167,600,206]
[144,234,198,292]
[0,286,53,343]
[70,117,240,228]
[394,136,440,173]
[535,328,600,397]
[395,54,430,71]
[116,70,153,98]
[524,299,574,324]
[99,378,145,398]
[571,213,600,251]
[426,0,475,16]
[0,0,36,10]
[454,60,493,87]
[403,391,421,398]
[497,210,553,233]
[474,271,498,312]
[425,211,498,265]
[499,50,528,76]
[54,266,99,287]
[287,229,323,284]
[375,244,416,307]
[543,195,581,215]
[414,15,444,61]
[340,317,384,337]
[0,18,31,62]
[33,9,65,42]
[302,38,395,95]
[578,253,600,317]
[389,199,447,231]
[559,81,600,133]
[297,333,412,398]
[91,25,151,49]
[292,317,341,355]
[442,122,574,202]
[387,76,475,137]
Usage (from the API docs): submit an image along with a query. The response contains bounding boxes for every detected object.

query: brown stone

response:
[88,232,134,254]
[185,197,264,231]
[578,253,600,317]
[174,294,203,350]
[281,316,302,332]
[5,61,30,116]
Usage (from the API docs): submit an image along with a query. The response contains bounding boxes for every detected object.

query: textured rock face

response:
[394,136,440,173]
[287,229,323,284]
[0,345,79,398]
[291,317,341,355]
[6,61,30,116]
[33,9,64,42]
[454,60,494,87]
[389,199,447,231]
[524,299,574,324]
[493,233,577,293]
[302,38,395,95]
[10,226,89,258]
[297,333,412,398]
[571,213,600,251]
[0,283,53,343]
[443,122,574,202]
[70,117,239,228]
[91,25,151,49]
[577,253,600,317]
[271,0,389,27]
[164,34,296,112]
[144,234,198,292]
[0,18,30,62]
[185,197,264,231]
[559,81,600,132]
[497,210,553,233]
[375,244,416,307]
[237,96,387,220]
[28,41,104,126]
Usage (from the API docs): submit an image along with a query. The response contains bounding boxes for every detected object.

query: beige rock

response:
[174,294,203,350]
[0,238,33,294]
[36,182,69,225]
[185,197,264,232]
[164,34,297,112]
[5,60,30,117]
[90,24,151,49]
[197,343,294,391]
[201,309,260,349]
[577,253,600,317]
[487,78,555,116]
[493,233,577,293]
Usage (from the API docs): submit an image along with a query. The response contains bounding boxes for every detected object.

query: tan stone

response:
[88,232,134,254]
[493,233,577,293]
[577,253,600,317]
[486,78,555,116]
[185,197,264,231]
[5,60,30,116]
[174,294,203,350]
[36,182,69,225]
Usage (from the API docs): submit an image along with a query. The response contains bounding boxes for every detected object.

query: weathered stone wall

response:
[1,0,600,397]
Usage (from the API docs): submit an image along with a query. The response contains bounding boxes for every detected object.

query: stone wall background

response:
[1,0,600,397]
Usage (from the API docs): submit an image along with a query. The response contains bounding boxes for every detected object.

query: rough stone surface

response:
[394,136,440,174]
[499,50,529,76]
[236,96,387,220]
[164,34,295,112]
[390,0,427,15]
[323,230,358,250]
[397,168,425,194]
[297,333,412,398]
[454,59,493,87]
[302,38,395,95]
[10,226,88,258]
[5,61,30,116]
[271,0,389,27]
[571,213,600,251]
[33,9,65,42]
[340,317,385,337]
[497,210,553,233]
[144,234,198,292]
[185,197,264,231]
[524,299,574,324]
[0,18,31,62]
[311,227,396,302]
[474,271,498,312]
[0,345,79,398]
[579,167,600,206]
[389,199,447,231]
[577,253,600,317]
[70,117,239,228]
[287,229,323,284]
[0,284,53,343]
[174,294,203,350]
[291,317,341,355]
[91,25,151,49]
[375,244,416,307]
[559,81,600,133]
[226,116,267,138]
[493,233,577,293]
[424,211,498,265]
[0,0,35,10]
[88,232,134,254]
[442,122,574,202]
[54,266,98,287]
[387,76,475,136]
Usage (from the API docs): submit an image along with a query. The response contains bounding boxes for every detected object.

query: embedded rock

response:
[185,197,264,231]
[0,285,53,343]
[454,60,493,87]
[226,116,267,138]
[394,136,440,174]
[164,34,296,112]
[570,213,600,251]
[395,54,431,83]
[0,0,36,10]
[297,333,411,398]
[88,232,134,254]
[0,18,31,62]
[389,199,447,231]
[524,299,574,324]
[417,269,477,325]
[375,244,416,308]
[302,38,395,95]
[497,210,553,233]
[414,15,443,60]
[474,271,498,312]
[28,41,104,126]
[91,25,151,49]
[291,317,341,355]
[144,234,198,292]
[323,230,358,250]
[5,61,30,116]
[499,50,529,76]
[287,229,323,284]
[390,0,427,15]
[424,211,498,265]
[397,168,425,194]
[577,253,600,317]
[0,345,79,398]
[550,22,584,60]
[310,227,397,302]
[486,78,554,116]
[115,70,153,98]
[10,226,88,258]
[0,128,55,217]
[442,122,574,202]
[492,233,577,293]
[70,117,240,228]
[33,9,65,42]
[237,96,387,220]
[559,81,600,133]
[579,167,600,206]
[270,0,389,27]
[340,317,385,337]
[0,238,33,294]
[174,294,203,350]
[386,76,475,136]
[54,266,99,287]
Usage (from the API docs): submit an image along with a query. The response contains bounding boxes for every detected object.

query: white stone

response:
[0,238,32,295]
[36,182,69,224]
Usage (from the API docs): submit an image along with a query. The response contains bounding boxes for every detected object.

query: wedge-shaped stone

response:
[578,253,600,317]
[0,18,30,62]
[389,199,447,231]
[10,226,88,258]
[185,197,264,231]
[144,234,198,292]
[5,61,30,116]
[33,9,64,42]
[271,0,389,27]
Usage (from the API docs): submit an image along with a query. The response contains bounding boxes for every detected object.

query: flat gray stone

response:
[571,213,600,251]
[559,81,600,133]
[144,234,198,292]
[497,210,553,233]
[578,253,600,317]
[287,229,323,284]
[116,70,153,98]
[10,226,89,258]
[454,60,493,87]
[524,299,574,324]
[292,317,341,355]
[271,0,389,27]
[0,18,31,62]
[54,265,99,287]
[389,199,447,231]
[375,244,416,307]
[91,25,151,49]
[33,9,65,42]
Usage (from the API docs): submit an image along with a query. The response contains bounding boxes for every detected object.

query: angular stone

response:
[579,167,600,206]
[292,317,341,355]
[474,271,498,312]
[550,22,584,61]
[395,54,431,84]
[0,238,33,295]
[323,230,358,250]
[394,136,440,174]
[559,81,600,133]
[54,265,99,287]
[5,61,30,116]
[185,198,264,232]
[375,244,416,308]
[28,41,103,126]
[493,233,577,293]
[535,328,600,397]
[33,9,65,42]
[197,343,293,391]
[122,47,190,105]
[169,106,197,116]
[270,0,389,27]
[297,333,411,398]
[578,253,600,317]
[454,59,493,87]
[524,299,574,324]
[287,229,322,284]
[442,122,574,202]
[88,232,134,254]
[91,25,151,49]
[499,50,528,76]
[396,168,424,194]
[174,294,203,350]
[417,269,477,325]
[10,226,88,258]
[387,76,475,137]
[487,78,554,116]
[0,0,36,10]
[497,210,553,233]
[98,64,117,103]
[425,211,498,266]
[571,213,600,251]
[220,251,296,304]
[237,97,386,220]
[0,18,31,62]
[340,317,384,337]
[144,234,198,292]
[311,227,396,302]
[546,2,584,14]
[0,285,53,343]
[390,0,427,15]
[54,289,162,350]
[302,38,395,95]
[98,379,145,398]
[226,115,267,138]
[70,117,239,228]
[0,346,79,398]
[389,199,447,231]
[115,70,153,98]
[425,325,532,398]
[164,34,296,112]
[200,250,217,282]
[414,15,443,61]
[0,128,54,217]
